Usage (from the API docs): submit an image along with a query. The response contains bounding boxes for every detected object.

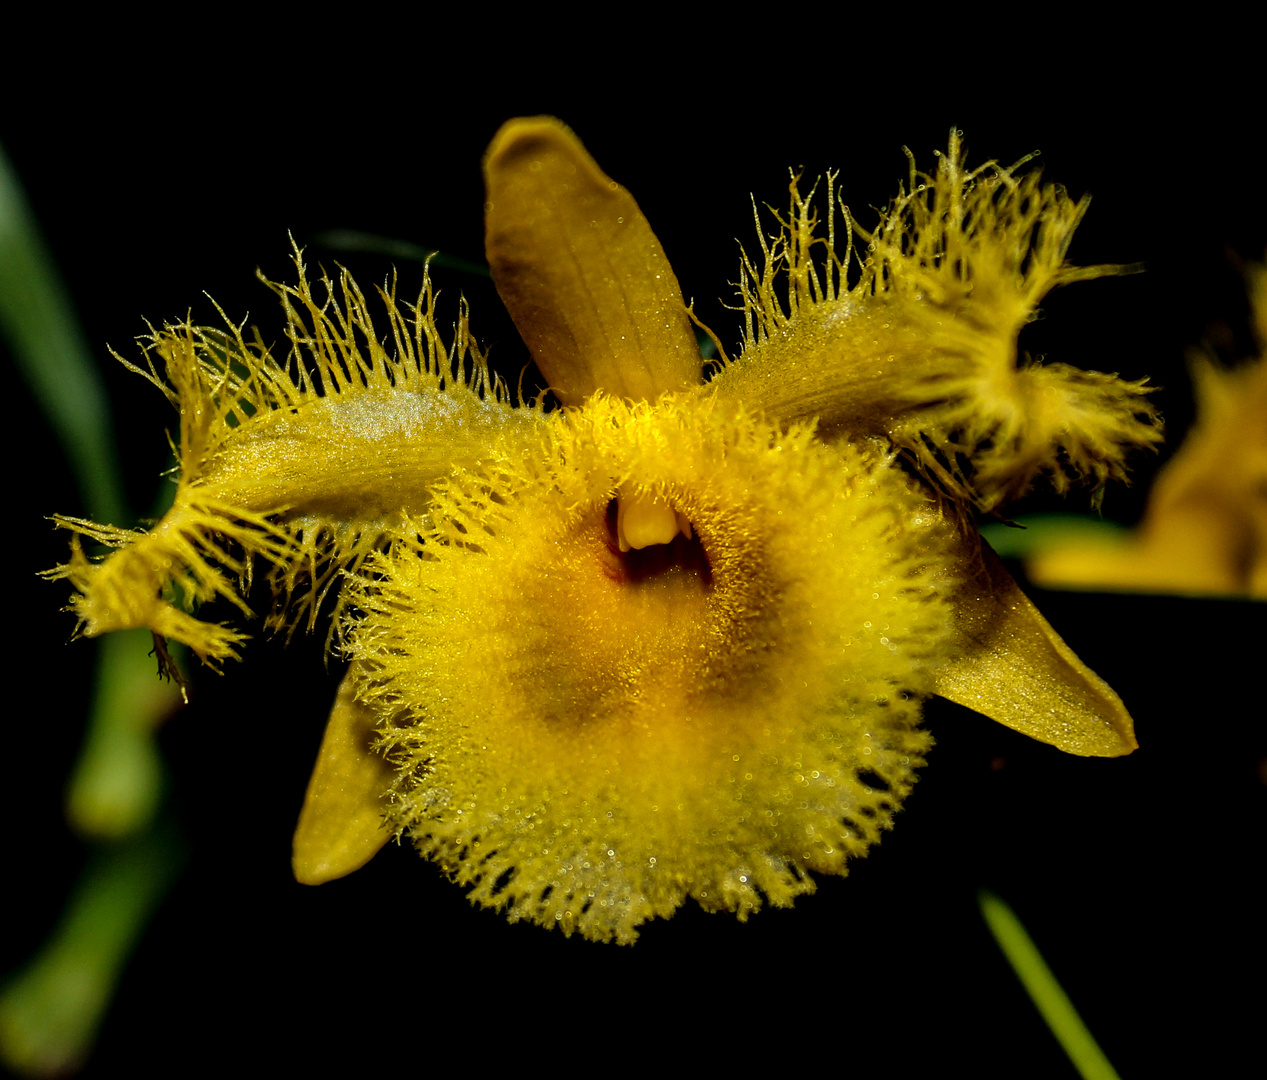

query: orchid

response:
[1027,263,1267,599]
[48,117,1159,943]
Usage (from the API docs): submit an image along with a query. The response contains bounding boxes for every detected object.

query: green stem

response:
[0,141,126,526]
[0,824,185,1077]
[978,889,1120,1080]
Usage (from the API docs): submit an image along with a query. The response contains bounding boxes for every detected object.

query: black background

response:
[5,24,1264,1078]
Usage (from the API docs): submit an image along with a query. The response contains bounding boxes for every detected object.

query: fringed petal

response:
[48,251,540,660]
[1029,350,1267,598]
[712,132,1162,511]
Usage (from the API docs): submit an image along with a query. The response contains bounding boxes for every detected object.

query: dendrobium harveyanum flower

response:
[48,119,1159,942]
[1028,263,1267,599]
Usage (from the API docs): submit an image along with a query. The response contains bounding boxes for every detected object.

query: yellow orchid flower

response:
[47,118,1159,943]
[1027,263,1267,599]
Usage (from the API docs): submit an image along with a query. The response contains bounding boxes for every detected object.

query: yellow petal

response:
[483,117,701,404]
[935,539,1138,757]
[292,664,394,885]
[712,139,1159,510]
[47,257,539,660]
[1028,349,1267,599]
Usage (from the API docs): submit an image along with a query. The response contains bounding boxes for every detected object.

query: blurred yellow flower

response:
[48,119,1158,942]
[1028,264,1267,598]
